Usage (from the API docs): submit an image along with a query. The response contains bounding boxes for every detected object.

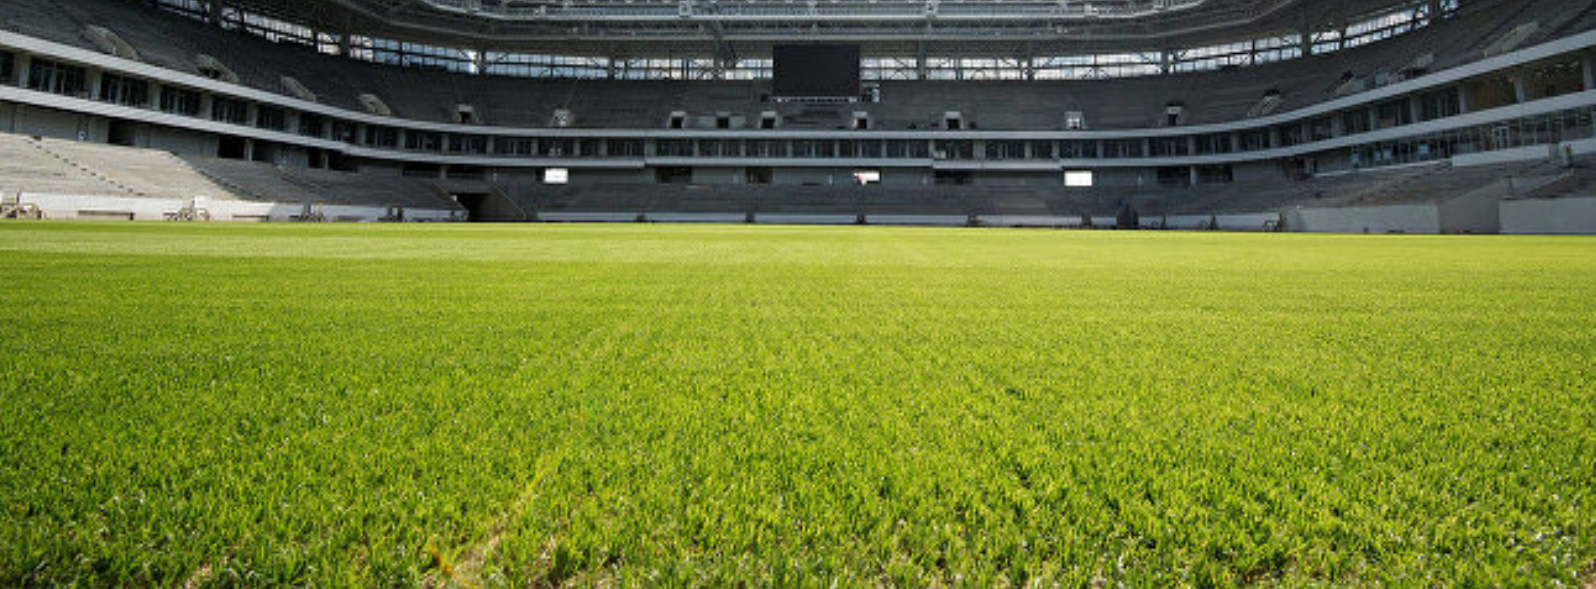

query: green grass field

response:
[1,222,1593,588]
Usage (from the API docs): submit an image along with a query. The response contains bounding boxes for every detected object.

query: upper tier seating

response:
[5,0,1590,131]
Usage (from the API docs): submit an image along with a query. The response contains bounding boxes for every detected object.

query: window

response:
[332,121,357,143]
[884,140,928,159]
[405,131,442,152]
[0,52,16,86]
[211,97,249,124]
[171,0,1432,83]
[1342,109,1372,135]
[792,140,835,159]
[158,86,202,116]
[1376,99,1413,128]
[1195,133,1233,155]
[445,135,488,155]
[696,139,725,158]
[367,38,473,72]
[366,126,399,148]
[1149,137,1189,157]
[1525,60,1586,100]
[494,137,534,156]
[1277,124,1304,147]
[855,140,883,159]
[27,59,86,96]
[579,139,601,158]
[297,112,325,137]
[1310,117,1335,141]
[934,140,973,160]
[984,141,1025,160]
[607,139,643,158]
[1101,140,1142,159]
[1029,141,1057,160]
[655,139,692,157]
[256,106,286,131]
[1419,89,1461,121]
[745,140,785,158]
[1240,130,1271,151]
[98,74,148,106]
[1061,140,1098,159]
[1064,170,1094,187]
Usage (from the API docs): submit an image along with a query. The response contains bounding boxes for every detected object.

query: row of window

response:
[151,0,1453,82]
[1351,107,1596,167]
[7,50,1587,167]
[25,58,86,97]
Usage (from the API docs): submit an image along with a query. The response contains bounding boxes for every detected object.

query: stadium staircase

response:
[0,133,129,197]
[0,130,464,212]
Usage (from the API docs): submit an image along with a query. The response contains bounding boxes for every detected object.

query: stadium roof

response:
[214,0,1427,55]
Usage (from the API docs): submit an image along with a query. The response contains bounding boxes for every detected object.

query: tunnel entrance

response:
[451,192,526,222]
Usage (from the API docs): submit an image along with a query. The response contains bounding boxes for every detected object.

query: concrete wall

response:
[880,169,929,186]
[19,192,456,222]
[1094,168,1151,188]
[1232,161,1285,183]
[1437,189,1502,233]
[140,125,218,156]
[1452,144,1556,167]
[1156,213,1282,231]
[1500,196,1596,233]
[570,168,650,185]
[978,172,1062,187]
[773,168,843,186]
[5,104,107,142]
[691,167,742,185]
[982,215,1083,228]
[1291,202,1442,233]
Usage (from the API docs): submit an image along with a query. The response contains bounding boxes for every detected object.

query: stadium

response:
[1,0,1594,587]
[0,0,1594,229]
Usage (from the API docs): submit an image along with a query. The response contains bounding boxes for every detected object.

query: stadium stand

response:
[1,0,1594,231]
[5,0,1588,130]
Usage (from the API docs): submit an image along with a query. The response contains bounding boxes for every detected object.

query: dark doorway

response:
[455,193,488,221]
[933,170,972,185]
[108,120,138,147]
[218,135,248,160]
[252,141,278,163]
[451,192,525,222]
[656,167,692,184]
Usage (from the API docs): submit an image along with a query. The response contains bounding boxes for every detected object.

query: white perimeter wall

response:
[1291,203,1442,233]
[1438,190,1502,234]
[20,193,457,222]
[1154,213,1282,231]
[1500,197,1596,234]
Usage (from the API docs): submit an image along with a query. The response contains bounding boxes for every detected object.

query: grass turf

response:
[1,221,1593,588]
